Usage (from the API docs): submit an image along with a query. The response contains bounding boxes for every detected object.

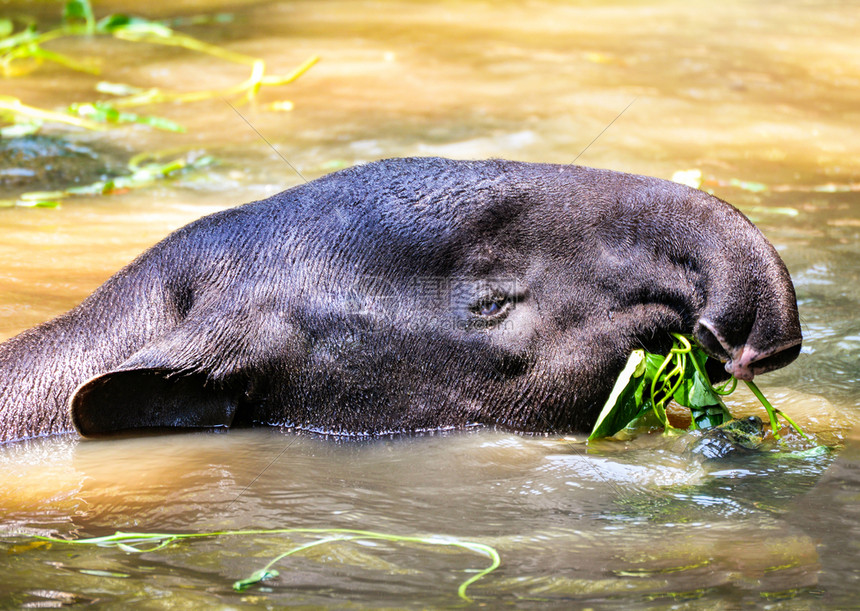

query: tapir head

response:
[316,158,801,431]
[0,158,802,441]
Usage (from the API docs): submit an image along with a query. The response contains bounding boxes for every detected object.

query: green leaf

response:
[233,569,279,591]
[668,348,714,408]
[690,404,731,429]
[0,18,13,38]
[79,569,131,578]
[63,0,95,32]
[68,102,185,132]
[674,367,720,410]
[96,14,173,38]
[779,445,831,460]
[69,102,119,122]
[66,180,110,195]
[642,351,669,380]
[116,542,142,553]
[690,371,719,407]
[95,14,132,32]
[612,406,663,440]
[63,0,92,21]
[589,350,647,440]
[135,115,185,132]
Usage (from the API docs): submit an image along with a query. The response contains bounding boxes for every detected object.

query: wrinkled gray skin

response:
[0,158,802,443]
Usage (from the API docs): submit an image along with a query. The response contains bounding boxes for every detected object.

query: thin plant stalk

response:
[31,527,501,602]
[744,379,810,441]
[0,95,104,130]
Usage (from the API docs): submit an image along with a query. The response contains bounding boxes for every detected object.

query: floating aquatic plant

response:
[0,95,104,136]
[670,168,860,197]
[589,333,810,442]
[0,150,215,208]
[0,0,318,136]
[30,528,501,602]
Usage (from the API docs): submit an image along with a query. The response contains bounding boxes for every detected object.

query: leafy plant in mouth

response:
[588,333,810,442]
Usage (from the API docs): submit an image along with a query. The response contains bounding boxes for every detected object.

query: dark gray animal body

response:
[0,157,802,443]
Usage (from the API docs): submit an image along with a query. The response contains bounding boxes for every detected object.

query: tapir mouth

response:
[696,318,802,381]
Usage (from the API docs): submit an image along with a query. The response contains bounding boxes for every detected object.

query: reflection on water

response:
[0,428,851,607]
[1,0,859,607]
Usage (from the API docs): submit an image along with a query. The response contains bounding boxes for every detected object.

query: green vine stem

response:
[744,379,810,441]
[30,528,501,603]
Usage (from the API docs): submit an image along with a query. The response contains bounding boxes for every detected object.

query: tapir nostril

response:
[746,342,802,375]
[724,339,802,381]
[697,317,802,381]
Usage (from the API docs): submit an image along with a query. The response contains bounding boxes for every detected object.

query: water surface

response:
[1,0,859,607]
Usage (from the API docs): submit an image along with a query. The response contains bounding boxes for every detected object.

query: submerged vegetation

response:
[3,149,215,208]
[589,334,811,443]
[0,0,317,207]
[28,528,501,602]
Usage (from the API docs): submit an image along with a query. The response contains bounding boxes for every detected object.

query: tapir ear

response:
[70,369,239,437]
[69,301,291,437]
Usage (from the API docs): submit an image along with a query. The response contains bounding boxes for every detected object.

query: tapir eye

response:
[479,300,503,316]
[473,296,511,319]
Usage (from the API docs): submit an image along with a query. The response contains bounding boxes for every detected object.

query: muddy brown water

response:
[1,0,859,608]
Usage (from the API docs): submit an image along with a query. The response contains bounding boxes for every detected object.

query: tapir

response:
[0,157,802,443]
